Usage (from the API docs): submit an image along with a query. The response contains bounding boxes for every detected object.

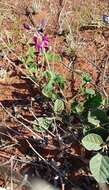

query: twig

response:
[5,56,39,88]
[102,55,109,105]
[0,103,43,140]
[0,37,39,88]
[1,143,18,150]
[0,158,12,167]
[26,139,77,188]
[0,151,32,164]
[10,156,14,190]
[29,109,56,137]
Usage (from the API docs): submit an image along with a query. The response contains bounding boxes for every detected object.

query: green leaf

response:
[84,126,108,141]
[71,101,78,113]
[26,56,33,64]
[82,133,103,151]
[91,109,109,125]
[27,63,37,73]
[43,70,65,89]
[85,92,102,110]
[43,51,61,62]
[85,88,95,95]
[42,83,58,100]
[54,99,64,113]
[82,72,91,83]
[76,103,84,113]
[43,70,65,91]
[46,81,53,91]
[88,111,100,126]
[19,56,26,64]
[90,153,109,183]
[42,84,53,98]
[54,74,65,89]
[71,101,84,113]
[27,47,35,58]
[43,70,55,81]
[33,117,52,132]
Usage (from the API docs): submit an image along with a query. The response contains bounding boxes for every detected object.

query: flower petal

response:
[23,23,31,30]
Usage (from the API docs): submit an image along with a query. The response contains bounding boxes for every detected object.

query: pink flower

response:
[33,33,49,52]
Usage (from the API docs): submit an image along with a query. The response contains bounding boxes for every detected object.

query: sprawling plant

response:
[22,22,109,184]
[71,73,109,183]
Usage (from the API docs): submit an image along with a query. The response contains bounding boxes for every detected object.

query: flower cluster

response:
[23,19,49,53]
[33,33,49,52]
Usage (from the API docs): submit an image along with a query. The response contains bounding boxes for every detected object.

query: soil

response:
[0,0,109,190]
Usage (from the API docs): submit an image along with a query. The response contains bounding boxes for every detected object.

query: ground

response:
[0,0,109,190]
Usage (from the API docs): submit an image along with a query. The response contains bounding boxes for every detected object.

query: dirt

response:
[0,0,109,190]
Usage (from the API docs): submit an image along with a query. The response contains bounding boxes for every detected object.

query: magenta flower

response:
[33,33,49,52]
